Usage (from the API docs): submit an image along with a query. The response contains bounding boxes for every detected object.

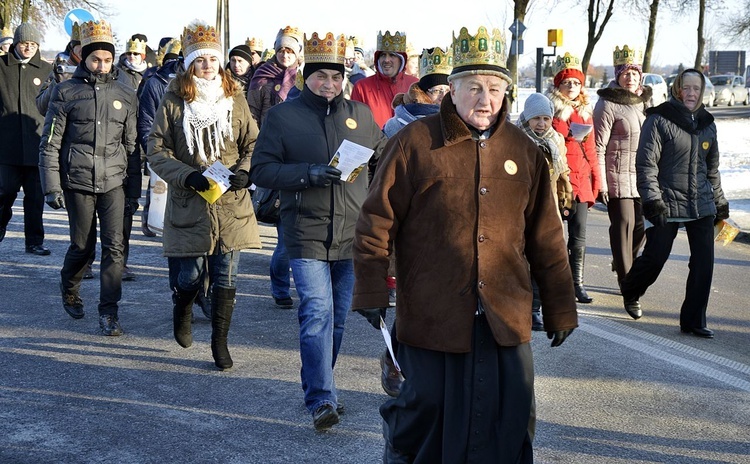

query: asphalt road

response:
[1,195,749,463]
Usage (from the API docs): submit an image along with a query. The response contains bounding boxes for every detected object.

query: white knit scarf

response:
[183,75,234,163]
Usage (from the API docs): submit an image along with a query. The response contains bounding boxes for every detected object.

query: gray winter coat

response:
[0,49,52,166]
[594,82,651,198]
[636,97,727,220]
[39,65,141,198]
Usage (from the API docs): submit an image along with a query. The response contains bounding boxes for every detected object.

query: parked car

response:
[665,73,715,107]
[710,75,749,106]
[642,73,669,106]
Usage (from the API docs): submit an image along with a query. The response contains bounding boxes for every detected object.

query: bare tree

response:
[727,0,750,44]
[582,0,616,73]
[694,0,706,69]
[642,0,660,73]
[1,0,103,33]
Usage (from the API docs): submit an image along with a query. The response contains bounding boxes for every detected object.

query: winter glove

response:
[597,191,609,206]
[649,213,668,228]
[355,308,387,330]
[45,192,65,210]
[308,164,342,188]
[715,203,729,224]
[228,170,250,191]
[547,328,574,347]
[185,171,210,192]
[124,198,140,216]
[643,200,668,228]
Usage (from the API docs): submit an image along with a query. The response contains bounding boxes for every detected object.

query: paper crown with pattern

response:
[164,38,181,56]
[376,31,407,53]
[246,37,263,52]
[553,52,583,76]
[70,22,81,42]
[304,32,347,65]
[260,48,274,61]
[345,38,355,58]
[448,26,510,83]
[80,19,114,47]
[0,26,12,40]
[348,35,363,48]
[182,20,222,57]
[419,47,453,79]
[125,38,147,55]
[613,45,644,67]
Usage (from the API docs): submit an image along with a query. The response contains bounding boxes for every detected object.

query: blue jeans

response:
[174,250,240,292]
[290,258,353,413]
[270,222,291,299]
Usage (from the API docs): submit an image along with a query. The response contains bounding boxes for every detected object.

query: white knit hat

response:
[181,19,223,70]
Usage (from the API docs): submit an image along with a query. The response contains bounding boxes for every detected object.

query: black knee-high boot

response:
[173,287,199,348]
[569,246,593,303]
[211,286,236,370]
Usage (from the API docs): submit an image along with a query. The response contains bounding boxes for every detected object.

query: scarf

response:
[248,59,297,102]
[517,114,567,177]
[183,75,234,164]
[123,59,148,74]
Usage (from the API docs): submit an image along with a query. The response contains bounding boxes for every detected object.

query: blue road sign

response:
[509,19,527,37]
[64,9,96,36]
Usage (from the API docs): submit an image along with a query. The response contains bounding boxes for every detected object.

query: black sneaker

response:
[26,244,51,256]
[99,315,123,336]
[312,404,339,431]
[274,296,294,309]
[61,284,85,319]
[82,265,94,280]
[122,266,136,281]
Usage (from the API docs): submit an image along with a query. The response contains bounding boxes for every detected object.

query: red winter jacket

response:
[350,52,418,128]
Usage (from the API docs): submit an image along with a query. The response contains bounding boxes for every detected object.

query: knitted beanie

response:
[523,93,554,120]
[553,68,586,88]
[229,45,253,64]
[13,23,41,45]
[418,73,449,93]
[615,63,643,81]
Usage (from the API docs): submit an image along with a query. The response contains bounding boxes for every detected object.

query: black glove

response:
[560,207,572,221]
[715,203,729,224]
[45,192,65,210]
[355,308,387,330]
[124,198,140,216]
[308,164,342,188]
[648,213,668,227]
[547,328,574,347]
[185,171,210,192]
[228,170,249,191]
[597,191,609,206]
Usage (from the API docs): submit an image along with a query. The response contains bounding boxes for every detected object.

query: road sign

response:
[510,40,524,56]
[509,19,527,37]
[64,9,96,36]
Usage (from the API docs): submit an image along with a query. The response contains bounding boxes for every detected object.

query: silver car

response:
[710,75,749,106]
[642,73,669,106]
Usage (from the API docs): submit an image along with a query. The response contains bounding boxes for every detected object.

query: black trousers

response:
[61,188,125,316]
[607,198,645,284]
[381,314,534,464]
[0,164,45,247]
[566,199,588,250]
[620,215,715,329]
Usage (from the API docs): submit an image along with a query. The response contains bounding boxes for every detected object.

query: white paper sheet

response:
[379,316,402,373]
[329,139,374,183]
[570,122,593,142]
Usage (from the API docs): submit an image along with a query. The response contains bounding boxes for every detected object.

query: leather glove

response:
[715,203,729,224]
[228,169,250,191]
[355,308,387,330]
[547,328,574,347]
[308,164,342,188]
[124,198,140,216]
[185,171,210,192]
[560,207,572,221]
[45,192,65,210]
[648,213,668,228]
[597,191,609,206]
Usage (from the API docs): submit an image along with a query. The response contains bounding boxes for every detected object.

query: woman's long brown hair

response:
[173,62,239,103]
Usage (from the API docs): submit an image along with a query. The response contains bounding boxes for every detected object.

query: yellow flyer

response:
[197,161,232,204]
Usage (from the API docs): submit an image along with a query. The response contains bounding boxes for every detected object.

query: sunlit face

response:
[192,55,220,80]
[618,69,641,93]
[250,50,261,65]
[0,42,10,53]
[558,77,582,100]
[378,52,401,78]
[230,55,250,76]
[276,48,297,68]
[679,73,703,111]
[306,69,344,101]
[125,51,143,65]
[450,75,508,131]
[426,84,449,105]
[405,55,419,77]
[354,50,365,65]
[15,41,38,59]
[528,115,552,134]
[85,49,114,75]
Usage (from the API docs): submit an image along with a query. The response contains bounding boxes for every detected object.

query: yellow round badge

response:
[113,100,122,110]
[345,118,357,129]
[702,141,709,150]
[504,160,518,175]
[33,77,41,86]
[274,84,281,91]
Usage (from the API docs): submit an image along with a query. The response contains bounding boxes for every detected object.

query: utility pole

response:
[536,30,562,93]
[216,0,230,62]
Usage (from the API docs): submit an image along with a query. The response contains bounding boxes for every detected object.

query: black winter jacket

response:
[39,64,141,199]
[636,98,727,220]
[0,50,52,166]
[250,85,388,261]
[137,59,181,152]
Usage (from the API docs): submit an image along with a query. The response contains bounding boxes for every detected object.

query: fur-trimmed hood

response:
[597,81,652,106]
[547,86,592,122]
[391,82,434,108]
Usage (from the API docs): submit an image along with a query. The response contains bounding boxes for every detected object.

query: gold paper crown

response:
[345,38,355,58]
[419,47,453,79]
[613,45,644,67]
[70,22,81,42]
[451,26,507,70]
[304,32,346,65]
[0,27,12,39]
[348,36,362,48]
[182,20,221,57]
[261,49,274,61]
[164,38,181,56]
[126,38,147,55]
[246,37,263,51]
[80,20,114,47]
[376,31,407,53]
[277,26,303,44]
[553,52,583,76]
